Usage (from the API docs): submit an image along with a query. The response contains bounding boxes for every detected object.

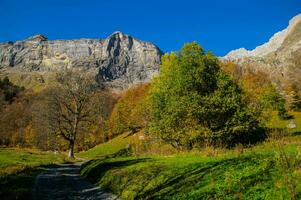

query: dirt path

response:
[31,163,118,200]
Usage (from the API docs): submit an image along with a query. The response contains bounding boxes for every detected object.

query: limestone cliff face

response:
[0,32,163,90]
[224,14,301,60]
[223,14,301,91]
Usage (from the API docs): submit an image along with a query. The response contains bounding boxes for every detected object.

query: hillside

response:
[80,112,301,200]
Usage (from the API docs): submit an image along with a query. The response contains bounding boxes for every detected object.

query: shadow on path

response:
[31,163,118,200]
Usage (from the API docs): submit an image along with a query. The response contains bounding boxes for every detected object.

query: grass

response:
[79,113,301,200]
[81,139,301,200]
[79,133,136,159]
[80,149,301,200]
[0,148,65,200]
[267,111,301,134]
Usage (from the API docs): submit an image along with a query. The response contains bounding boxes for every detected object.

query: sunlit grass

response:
[0,148,65,200]
[80,112,301,199]
[79,133,136,159]
[0,148,64,176]
[81,147,301,199]
[267,111,301,134]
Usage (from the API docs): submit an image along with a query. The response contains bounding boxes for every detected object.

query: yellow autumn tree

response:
[109,84,150,138]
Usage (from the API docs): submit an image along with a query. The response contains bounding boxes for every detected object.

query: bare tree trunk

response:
[68,140,75,159]
[69,115,78,159]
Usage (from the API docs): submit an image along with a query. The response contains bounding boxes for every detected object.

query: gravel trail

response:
[31,163,118,200]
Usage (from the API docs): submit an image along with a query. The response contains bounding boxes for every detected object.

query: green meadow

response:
[79,112,301,200]
[0,148,65,199]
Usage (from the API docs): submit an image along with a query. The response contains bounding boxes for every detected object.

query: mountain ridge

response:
[222,13,301,95]
[0,31,163,90]
[224,14,301,60]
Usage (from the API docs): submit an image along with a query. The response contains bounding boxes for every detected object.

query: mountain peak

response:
[222,13,301,96]
[224,13,301,60]
[26,34,48,41]
[109,31,128,38]
[288,13,301,28]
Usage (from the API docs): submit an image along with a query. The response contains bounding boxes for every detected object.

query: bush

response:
[0,77,24,102]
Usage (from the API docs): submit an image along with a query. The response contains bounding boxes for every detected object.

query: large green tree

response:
[148,42,265,149]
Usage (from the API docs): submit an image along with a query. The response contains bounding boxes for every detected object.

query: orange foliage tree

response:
[109,83,150,138]
[221,61,287,119]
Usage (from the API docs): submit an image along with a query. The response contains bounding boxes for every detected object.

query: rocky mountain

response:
[0,32,163,90]
[223,13,301,91]
[224,14,301,60]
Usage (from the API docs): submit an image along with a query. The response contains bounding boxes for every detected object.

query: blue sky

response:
[0,0,300,56]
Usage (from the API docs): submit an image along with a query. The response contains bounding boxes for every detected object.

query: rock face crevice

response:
[0,32,163,90]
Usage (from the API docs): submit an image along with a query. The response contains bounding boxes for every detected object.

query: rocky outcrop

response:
[0,32,163,90]
[224,14,301,60]
[223,14,301,91]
